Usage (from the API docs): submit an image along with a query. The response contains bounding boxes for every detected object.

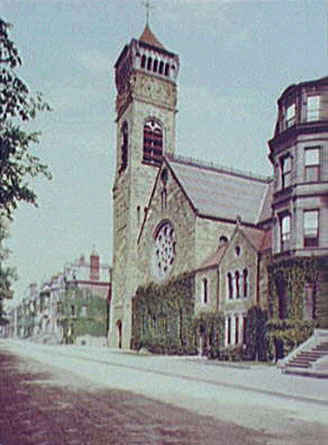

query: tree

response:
[0,18,51,320]
[0,17,52,219]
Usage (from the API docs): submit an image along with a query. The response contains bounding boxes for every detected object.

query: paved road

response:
[1,340,328,444]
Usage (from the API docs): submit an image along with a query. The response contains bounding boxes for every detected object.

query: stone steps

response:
[284,339,328,370]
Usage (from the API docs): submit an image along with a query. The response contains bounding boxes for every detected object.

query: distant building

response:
[7,250,111,345]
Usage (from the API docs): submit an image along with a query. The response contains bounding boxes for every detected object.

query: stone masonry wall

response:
[137,164,196,286]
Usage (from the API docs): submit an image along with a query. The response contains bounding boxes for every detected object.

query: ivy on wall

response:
[244,305,268,361]
[132,273,197,354]
[193,311,225,358]
[268,257,318,320]
[266,257,319,359]
[59,289,107,344]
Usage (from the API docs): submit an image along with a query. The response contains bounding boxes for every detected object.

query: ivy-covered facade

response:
[58,289,108,345]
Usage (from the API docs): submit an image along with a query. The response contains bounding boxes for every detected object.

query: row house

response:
[7,250,111,344]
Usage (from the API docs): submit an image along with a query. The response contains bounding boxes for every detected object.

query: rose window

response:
[153,222,176,279]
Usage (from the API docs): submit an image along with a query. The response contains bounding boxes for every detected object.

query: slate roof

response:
[197,243,227,271]
[167,155,272,226]
[139,24,166,50]
[257,180,273,224]
[241,227,272,252]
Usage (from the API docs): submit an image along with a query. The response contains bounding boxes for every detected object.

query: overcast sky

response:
[2,0,328,304]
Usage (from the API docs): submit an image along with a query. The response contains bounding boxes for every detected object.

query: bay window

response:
[306,95,320,122]
[304,210,319,247]
[280,214,291,252]
[305,147,320,182]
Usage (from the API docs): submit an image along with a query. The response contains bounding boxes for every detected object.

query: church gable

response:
[137,160,197,286]
[219,227,260,310]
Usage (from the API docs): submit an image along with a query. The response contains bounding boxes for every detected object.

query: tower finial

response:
[142,0,154,26]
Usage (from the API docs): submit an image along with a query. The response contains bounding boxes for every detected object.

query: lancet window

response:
[143,119,163,165]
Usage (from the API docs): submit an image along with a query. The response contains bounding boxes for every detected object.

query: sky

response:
[1,0,328,305]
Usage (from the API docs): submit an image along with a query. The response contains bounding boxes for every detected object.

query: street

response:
[1,340,328,444]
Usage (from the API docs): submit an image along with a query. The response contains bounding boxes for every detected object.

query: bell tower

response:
[109,23,180,348]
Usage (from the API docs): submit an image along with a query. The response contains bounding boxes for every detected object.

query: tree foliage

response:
[0,17,52,218]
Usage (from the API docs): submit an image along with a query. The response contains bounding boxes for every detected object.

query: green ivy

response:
[268,257,318,320]
[192,311,225,359]
[244,306,268,361]
[132,273,197,354]
[266,318,315,359]
[59,289,107,344]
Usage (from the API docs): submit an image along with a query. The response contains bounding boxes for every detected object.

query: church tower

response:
[109,23,180,348]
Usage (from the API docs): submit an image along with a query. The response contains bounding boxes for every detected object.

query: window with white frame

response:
[280,214,291,252]
[307,95,320,122]
[81,305,87,317]
[286,103,296,128]
[280,155,292,189]
[305,147,320,182]
[304,210,319,247]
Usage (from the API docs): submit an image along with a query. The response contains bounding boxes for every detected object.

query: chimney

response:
[90,248,100,281]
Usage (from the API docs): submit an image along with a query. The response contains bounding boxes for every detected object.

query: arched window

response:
[243,316,247,344]
[147,57,152,71]
[280,213,291,252]
[243,269,248,298]
[235,316,239,344]
[159,61,164,74]
[161,187,167,211]
[202,278,208,304]
[137,206,141,225]
[143,119,163,165]
[227,273,233,299]
[235,271,240,298]
[120,121,128,173]
[219,235,228,246]
[165,63,170,76]
[227,316,231,345]
[141,55,146,69]
[153,59,158,73]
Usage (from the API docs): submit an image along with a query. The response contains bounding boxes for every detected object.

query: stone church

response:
[108,24,328,351]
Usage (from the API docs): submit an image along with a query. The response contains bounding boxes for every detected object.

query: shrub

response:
[266,318,315,359]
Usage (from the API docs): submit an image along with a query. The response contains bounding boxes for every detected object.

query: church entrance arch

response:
[116,320,122,349]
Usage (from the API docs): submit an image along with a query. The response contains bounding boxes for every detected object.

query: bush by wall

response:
[266,318,315,360]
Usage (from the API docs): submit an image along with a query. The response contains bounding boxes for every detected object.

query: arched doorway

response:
[116,320,122,349]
